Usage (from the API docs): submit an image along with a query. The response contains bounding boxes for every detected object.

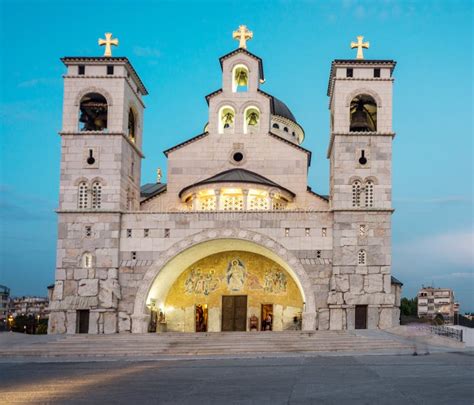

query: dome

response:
[270,96,297,123]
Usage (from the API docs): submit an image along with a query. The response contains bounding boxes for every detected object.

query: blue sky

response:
[0,0,473,311]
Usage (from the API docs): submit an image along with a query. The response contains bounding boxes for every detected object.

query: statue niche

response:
[79,93,108,131]
[350,94,377,132]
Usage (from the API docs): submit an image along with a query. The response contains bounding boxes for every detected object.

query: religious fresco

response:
[165,251,303,309]
[226,258,246,291]
[184,268,219,296]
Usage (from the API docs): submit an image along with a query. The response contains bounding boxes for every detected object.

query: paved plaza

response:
[1,352,473,404]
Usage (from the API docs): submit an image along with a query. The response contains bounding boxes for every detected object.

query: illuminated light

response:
[221,188,242,195]
[198,189,215,197]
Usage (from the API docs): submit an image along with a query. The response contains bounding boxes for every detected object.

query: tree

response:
[400,297,418,316]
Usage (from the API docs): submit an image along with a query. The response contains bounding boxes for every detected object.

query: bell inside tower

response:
[350,94,377,132]
[232,65,249,92]
[79,93,108,131]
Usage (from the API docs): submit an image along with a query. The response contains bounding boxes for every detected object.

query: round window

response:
[233,152,244,162]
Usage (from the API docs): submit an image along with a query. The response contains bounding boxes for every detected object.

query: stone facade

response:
[48,47,401,334]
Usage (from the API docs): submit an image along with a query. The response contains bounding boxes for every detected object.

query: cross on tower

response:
[98,33,119,57]
[351,35,369,60]
[233,25,253,49]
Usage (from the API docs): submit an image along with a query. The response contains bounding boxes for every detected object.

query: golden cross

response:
[351,35,370,60]
[233,25,253,49]
[98,33,119,57]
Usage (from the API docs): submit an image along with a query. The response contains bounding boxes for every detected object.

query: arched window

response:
[78,182,89,209]
[358,250,367,265]
[350,94,377,132]
[79,93,108,131]
[91,181,102,209]
[82,252,93,269]
[352,180,362,207]
[232,64,249,92]
[244,106,260,134]
[128,108,136,143]
[283,127,289,133]
[218,106,235,134]
[365,180,374,207]
[272,123,279,129]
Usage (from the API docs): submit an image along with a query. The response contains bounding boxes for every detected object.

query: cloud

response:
[0,185,55,222]
[17,78,60,88]
[394,196,472,204]
[395,230,474,268]
[133,46,161,58]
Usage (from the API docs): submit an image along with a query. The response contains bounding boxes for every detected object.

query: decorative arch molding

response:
[364,176,378,185]
[348,176,363,184]
[90,176,107,186]
[239,100,263,115]
[73,176,90,186]
[131,228,316,332]
[74,87,114,107]
[345,88,382,108]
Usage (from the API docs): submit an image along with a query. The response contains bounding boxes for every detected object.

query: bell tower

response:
[327,37,398,329]
[49,35,148,334]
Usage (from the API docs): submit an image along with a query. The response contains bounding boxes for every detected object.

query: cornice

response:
[327,131,396,158]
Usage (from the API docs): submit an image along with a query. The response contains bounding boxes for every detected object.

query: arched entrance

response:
[131,229,316,333]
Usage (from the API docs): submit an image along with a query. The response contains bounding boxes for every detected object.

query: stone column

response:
[242,189,249,210]
[214,189,221,211]
[191,193,198,210]
[302,311,317,331]
[268,192,275,210]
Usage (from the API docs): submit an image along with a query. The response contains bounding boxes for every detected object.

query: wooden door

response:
[76,310,90,334]
[222,296,247,331]
[355,305,368,329]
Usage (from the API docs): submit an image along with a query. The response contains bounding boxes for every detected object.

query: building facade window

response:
[365,180,374,207]
[78,182,89,209]
[352,180,362,207]
[91,181,102,209]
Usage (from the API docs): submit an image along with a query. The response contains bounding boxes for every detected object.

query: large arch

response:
[131,228,316,332]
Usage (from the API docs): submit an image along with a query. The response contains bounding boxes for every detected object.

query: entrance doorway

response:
[76,310,90,334]
[222,295,247,331]
[195,304,208,332]
[261,304,273,331]
[355,305,368,329]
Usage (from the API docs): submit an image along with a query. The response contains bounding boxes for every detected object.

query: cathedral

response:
[48,27,402,334]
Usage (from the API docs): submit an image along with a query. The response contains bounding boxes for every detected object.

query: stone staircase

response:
[0,330,416,360]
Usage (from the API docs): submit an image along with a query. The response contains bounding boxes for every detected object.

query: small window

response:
[272,123,279,129]
[374,68,380,78]
[359,224,367,236]
[316,250,321,259]
[107,65,114,75]
[292,132,296,137]
[305,228,310,236]
[144,229,149,238]
[233,152,244,162]
[82,252,93,269]
[127,229,132,238]
[283,127,289,133]
[78,182,89,209]
[359,150,368,165]
[78,65,85,75]
[346,68,353,78]
[85,226,92,238]
[358,250,366,265]
[285,228,290,237]
[322,228,327,237]
[131,251,137,260]
[164,228,170,238]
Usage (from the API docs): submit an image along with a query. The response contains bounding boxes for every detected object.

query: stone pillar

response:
[131,314,150,333]
[268,192,275,210]
[191,193,198,210]
[214,189,221,210]
[302,311,317,331]
[242,189,249,210]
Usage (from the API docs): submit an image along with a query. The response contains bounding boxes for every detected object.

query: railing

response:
[422,325,463,342]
